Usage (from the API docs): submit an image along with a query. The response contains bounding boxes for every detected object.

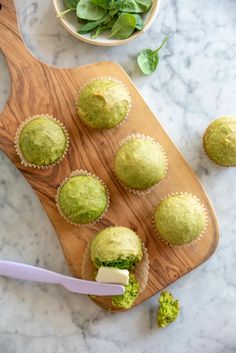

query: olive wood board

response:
[0,0,219,311]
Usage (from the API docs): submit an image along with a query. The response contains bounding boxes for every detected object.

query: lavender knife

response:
[0,260,125,296]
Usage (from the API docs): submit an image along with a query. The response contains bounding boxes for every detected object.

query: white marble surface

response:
[0,0,236,352]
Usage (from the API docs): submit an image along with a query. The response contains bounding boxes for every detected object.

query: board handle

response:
[0,0,35,70]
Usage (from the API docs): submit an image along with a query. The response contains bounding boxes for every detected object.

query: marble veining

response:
[0,0,236,352]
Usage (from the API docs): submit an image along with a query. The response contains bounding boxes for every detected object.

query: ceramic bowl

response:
[53,0,160,46]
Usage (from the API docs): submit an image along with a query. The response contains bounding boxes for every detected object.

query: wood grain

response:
[0,0,219,311]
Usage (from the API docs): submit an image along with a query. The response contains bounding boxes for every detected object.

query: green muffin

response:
[114,136,167,192]
[154,193,207,246]
[77,78,131,129]
[112,274,139,309]
[203,117,236,166]
[17,115,68,167]
[90,226,143,269]
[57,173,108,225]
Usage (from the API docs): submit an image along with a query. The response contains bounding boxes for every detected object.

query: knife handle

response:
[0,260,62,284]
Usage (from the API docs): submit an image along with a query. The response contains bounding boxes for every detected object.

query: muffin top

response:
[19,116,67,166]
[114,137,167,190]
[77,78,130,129]
[203,117,236,166]
[58,175,108,224]
[90,226,143,269]
[154,194,206,246]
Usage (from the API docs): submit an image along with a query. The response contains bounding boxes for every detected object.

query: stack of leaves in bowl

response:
[59,0,153,39]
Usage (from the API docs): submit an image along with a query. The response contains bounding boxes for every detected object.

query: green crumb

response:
[112,274,139,309]
[94,255,139,270]
[157,291,180,328]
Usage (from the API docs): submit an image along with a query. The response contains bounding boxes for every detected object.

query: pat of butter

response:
[96,267,129,286]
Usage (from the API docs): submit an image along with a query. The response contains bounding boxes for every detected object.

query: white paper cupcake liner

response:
[153,192,208,248]
[55,169,110,227]
[133,243,149,293]
[15,114,70,169]
[113,133,168,195]
[76,76,132,130]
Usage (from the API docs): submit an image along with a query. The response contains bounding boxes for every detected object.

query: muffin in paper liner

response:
[76,76,132,130]
[81,235,149,309]
[153,192,208,248]
[113,133,168,195]
[15,114,69,169]
[56,169,110,227]
[202,116,236,168]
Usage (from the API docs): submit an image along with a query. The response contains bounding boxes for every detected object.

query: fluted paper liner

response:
[113,133,168,195]
[56,169,110,227]
[153,192,208,248]
[15,114,69,169]
[133,244,149,293]
[81,237,149,295]
[76,76,132,130]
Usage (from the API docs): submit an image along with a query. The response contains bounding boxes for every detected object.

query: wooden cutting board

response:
[0,0,219,311]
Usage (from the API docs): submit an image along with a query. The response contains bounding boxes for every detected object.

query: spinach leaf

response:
[137,36,168,75]
[91,0,151,12]
[64,0,79,8]
[133,0,152,12]
[76,0,107,20]
[91,0,115,9]
[105,15,118,28]
[78,9,116,34]
[92,24,109,38]
[110,13,136,39]
[133,14,144,30]
[103,9,118,22]
[78,19,104,34]
[58,0,79,17]
[115,0,152,13]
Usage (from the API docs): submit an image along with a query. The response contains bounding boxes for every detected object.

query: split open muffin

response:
[82,226,149,309]
[15,114,69,168]
[76,78,131,129]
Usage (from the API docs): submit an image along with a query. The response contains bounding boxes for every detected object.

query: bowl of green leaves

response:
[53,0,160,46]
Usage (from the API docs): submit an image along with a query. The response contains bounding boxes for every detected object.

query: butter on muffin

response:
[154,193,207,246]
[203,116,236,166]
[16,115,69,168]
[114,135,167,193]
[76,78,131,129]
[90,226,145,309]
[81,226,149,310]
